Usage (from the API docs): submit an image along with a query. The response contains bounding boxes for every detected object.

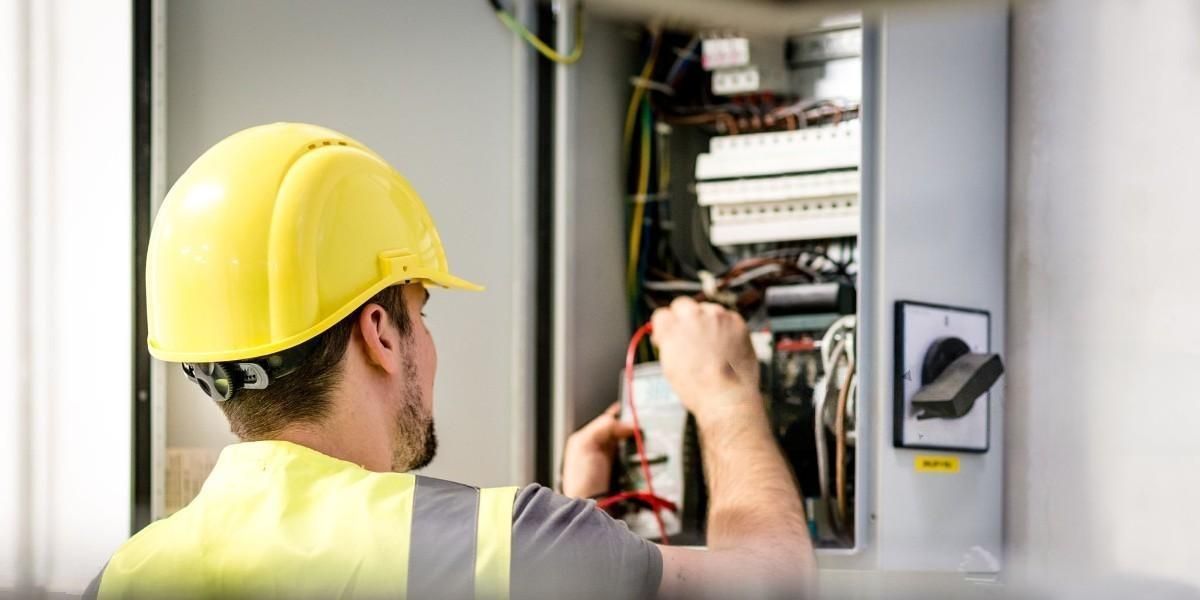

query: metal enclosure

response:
[553,3,1008,574]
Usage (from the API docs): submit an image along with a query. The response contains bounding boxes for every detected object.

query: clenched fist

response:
[650,297,760,420]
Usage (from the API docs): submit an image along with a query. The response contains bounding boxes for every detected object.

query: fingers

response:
[650,309,670,346]
[579,408,617,436]
[700,302,725,318]
[653,297,729,345]
[570,404,634,450]
[611,420,637,440]
[670,295,700,312]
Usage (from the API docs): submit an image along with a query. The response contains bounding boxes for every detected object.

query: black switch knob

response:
[912,338,1004,420]
[922,337,971,385]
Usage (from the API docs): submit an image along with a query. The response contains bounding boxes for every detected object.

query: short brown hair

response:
[220,285,410,440]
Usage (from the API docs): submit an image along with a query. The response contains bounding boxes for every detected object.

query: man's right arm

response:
[650,297,815,599]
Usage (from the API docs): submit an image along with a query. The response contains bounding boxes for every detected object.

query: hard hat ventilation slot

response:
[305,140,348,151]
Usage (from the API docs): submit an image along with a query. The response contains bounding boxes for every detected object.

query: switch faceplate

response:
[894,301,991,452]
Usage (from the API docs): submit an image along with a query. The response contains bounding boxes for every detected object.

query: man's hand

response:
[650,296,760,419]
[649,297,815,598]
[561,403,636,499]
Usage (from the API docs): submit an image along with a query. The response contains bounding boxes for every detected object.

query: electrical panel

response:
[595,17,866,551]
[556,2,1008,578]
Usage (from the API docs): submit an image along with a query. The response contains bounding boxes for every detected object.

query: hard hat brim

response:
[424,271,484,292]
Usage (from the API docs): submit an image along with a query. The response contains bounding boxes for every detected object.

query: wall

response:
[0,0,25,590]
[164,0,536,488]
[0,0,133,595]
[1008,0,1200,597]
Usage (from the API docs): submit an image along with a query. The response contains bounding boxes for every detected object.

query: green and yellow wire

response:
[622,31,662,156]
[492,1,584,65]
[623,31,662,310]
[626,98,653,303]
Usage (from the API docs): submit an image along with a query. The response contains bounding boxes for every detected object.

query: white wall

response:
[1008,0,1200,597]
[0,0,133,595]
[164,0,536,488]
[0,0,28,591]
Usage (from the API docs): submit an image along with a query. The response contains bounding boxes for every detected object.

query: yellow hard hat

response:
[146,122,481,363]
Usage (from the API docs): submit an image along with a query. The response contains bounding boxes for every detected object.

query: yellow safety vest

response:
[97,441,518,599]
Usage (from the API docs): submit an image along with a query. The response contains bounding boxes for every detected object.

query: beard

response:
[391,353,437,472]
[392,402,437,472]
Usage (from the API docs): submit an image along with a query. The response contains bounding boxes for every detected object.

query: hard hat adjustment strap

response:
[181,342,314,403]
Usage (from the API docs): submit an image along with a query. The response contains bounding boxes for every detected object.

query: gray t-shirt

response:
[511,484,663,599]
[83,483,662,599]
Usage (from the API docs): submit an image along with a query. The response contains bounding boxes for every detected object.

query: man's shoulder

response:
[509,484,663,599]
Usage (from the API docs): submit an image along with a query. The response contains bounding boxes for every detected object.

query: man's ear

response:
[357,303,401,374]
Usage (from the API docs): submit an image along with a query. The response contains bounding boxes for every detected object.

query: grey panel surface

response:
[863,3,1008,572]
[166,0,531,487]
[551,15,637,479]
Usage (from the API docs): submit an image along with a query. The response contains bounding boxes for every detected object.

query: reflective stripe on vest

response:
[96,441,518,599]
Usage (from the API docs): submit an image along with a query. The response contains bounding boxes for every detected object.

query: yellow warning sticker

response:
[915,455,960,473]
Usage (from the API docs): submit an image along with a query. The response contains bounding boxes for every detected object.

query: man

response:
[88,123,814,599]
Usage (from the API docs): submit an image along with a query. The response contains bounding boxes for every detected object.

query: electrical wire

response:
[691,203,729,274]
[642,280,703,292]
[626,99,653,306]
[664,37,699,88]
[812,315,857,537]
[641,263,788,296]
[623,323,670,544]
[813,337,842,520]
[834,358,855,530]
[597,490,678,514]
[622,31,662,155]
[621,30,660,323]
[490,0,584,65]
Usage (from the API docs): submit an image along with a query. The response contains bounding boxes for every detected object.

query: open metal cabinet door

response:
[548,5,638,489]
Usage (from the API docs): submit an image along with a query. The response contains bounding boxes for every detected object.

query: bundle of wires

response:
[812,315,857,536]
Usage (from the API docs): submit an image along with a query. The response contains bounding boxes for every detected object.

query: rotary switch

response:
[912,336,1004,420]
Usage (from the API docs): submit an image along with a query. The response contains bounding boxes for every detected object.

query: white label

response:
[712,66,760,95]
[701,37,751,70]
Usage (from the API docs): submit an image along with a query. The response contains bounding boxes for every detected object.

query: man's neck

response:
[274,417,394,472]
